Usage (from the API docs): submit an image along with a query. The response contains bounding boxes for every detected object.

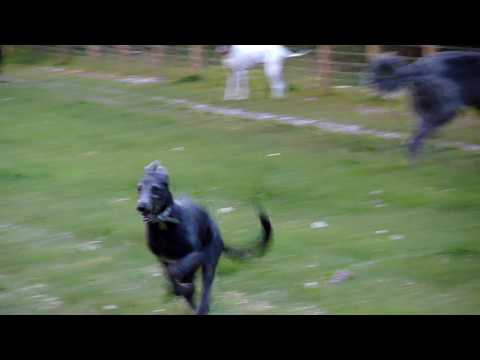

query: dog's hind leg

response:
[265,60,286,98]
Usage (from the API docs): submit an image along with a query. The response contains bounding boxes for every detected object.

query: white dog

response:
[216,45,311,100]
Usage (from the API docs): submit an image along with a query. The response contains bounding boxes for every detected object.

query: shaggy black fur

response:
[366,51,480,157]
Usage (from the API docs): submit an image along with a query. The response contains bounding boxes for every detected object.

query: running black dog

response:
[136,161,273,315]
[366,51,480,157]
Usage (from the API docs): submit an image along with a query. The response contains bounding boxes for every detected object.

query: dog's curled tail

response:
[223,206,273,261]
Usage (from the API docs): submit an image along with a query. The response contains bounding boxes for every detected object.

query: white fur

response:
[221,45,310,100]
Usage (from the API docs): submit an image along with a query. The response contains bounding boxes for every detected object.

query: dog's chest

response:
[147,224,197,261]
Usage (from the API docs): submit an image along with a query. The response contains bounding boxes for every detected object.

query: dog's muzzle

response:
[137,203,179,225]
[137,202,154,223]
[136,203,148,213]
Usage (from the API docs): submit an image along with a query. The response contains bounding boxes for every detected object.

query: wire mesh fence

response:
[7,45,480,95]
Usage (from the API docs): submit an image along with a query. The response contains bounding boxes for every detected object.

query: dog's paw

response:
[195,306,210,315]
[172,282,194,297]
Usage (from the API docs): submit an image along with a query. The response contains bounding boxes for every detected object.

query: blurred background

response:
[1,45,480,315]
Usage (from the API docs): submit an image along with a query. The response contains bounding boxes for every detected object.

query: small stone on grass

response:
[310,221,329,230]
[217,207,235,215]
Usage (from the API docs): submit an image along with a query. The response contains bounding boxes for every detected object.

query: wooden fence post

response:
[115,45,130,58]
[87,45,101,58]
[191,45,204,71]
[317,45,332,94]
[422,45,437,57]
[366,45,382,60]
[57,45,72,64]
[151,45,164,67]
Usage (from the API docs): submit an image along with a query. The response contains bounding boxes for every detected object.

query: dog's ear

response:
[145,160,162,173]
[144,161,170,184]
[144,160,169,175]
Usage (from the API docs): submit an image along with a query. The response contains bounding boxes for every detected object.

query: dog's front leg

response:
[408,121,436,159]
[168,252,206,282]
[238,70,250,100]
[224,71,237,100]
[409,108,458,159]
[233,71,243,100]
[160,261,193,297]
[165,256,204,311]
[197,264,215,315]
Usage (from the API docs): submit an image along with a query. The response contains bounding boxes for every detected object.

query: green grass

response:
[2,57,480,314]
[6,47,480,146]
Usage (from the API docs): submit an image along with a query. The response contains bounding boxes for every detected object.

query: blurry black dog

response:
[136,161,273,315]
[365,51,480,157]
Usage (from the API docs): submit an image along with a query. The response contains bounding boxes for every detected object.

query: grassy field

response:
[2,52,480,315]
[6,47,480,145]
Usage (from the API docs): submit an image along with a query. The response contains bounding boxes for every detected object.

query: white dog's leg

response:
[265,61,286,99]
[237,70,250,100]
[272,80,286,99]
[224,72,235,100]
[233,71,243,100]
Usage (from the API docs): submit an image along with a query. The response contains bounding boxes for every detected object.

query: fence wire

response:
[11,45,480,92]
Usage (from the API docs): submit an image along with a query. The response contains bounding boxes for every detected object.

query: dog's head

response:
[363,54,409,94]
[136,161,173,223]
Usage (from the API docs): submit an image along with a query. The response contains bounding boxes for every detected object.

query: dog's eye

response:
[137,185,142,192]
[151,186,161,193]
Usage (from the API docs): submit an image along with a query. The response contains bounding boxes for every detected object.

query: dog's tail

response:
[223,206,273,261]
[285,49,312,59]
